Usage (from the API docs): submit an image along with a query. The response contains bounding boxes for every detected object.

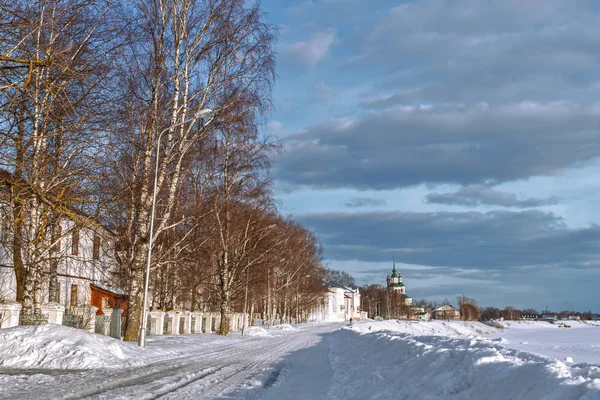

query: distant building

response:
[522,314,538,321]
[541,314,557,323]
[417,311,431,321]
[308,281,363,322]
[386,259,413,306]
[432,304,460,320]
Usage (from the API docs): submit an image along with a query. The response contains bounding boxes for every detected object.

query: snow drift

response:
[245,326,273,337]
[327,323,600,400]
[348,319,497,337]
[0,324,161,369]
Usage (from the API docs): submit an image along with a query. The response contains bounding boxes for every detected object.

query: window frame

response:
[70,284,78,307]
[56,225,62,252]
[71,228,79,256]
[93,233,101,260]
[55,283,61,303]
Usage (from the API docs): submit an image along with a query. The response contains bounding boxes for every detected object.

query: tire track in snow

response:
[65,343,245,399]
[1,324,341,400]
[155,331,323,399]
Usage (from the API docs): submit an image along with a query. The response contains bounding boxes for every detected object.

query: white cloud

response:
[283,30,335,67]
[315,81,334,101]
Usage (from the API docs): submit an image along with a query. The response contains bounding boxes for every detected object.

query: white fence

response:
[0,304,252,341]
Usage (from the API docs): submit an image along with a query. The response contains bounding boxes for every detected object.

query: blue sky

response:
[261,0,600,312]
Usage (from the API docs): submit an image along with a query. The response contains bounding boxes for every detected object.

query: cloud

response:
[344,197,386,208]
[297,209,600,269]
[282,30,335,67]
[266,0,600,311]
[315,81,334,101]
[424,185,559,208]
[266,120,289,139]
[346,0,600,105]
[273,102,600,190]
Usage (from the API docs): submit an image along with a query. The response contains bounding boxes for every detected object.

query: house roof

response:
[434,304,458,312]
[323,280,358,293]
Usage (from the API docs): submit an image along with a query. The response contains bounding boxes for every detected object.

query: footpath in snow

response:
[1,320,600,399]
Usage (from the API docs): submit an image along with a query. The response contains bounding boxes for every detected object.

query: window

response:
[55,283,61,303]
[70,284,78,307]
[93,234,101,260]
[0,215,10,242]
[71,228,79,256]
[56,225,62,252]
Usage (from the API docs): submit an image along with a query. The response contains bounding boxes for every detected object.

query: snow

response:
[244,326,273,337]
[270,323,298,332]
[0,324,162,369]
[347,319,496,336]
[1,320,599,399]
[489,321,600,364]
[327,322,600,400]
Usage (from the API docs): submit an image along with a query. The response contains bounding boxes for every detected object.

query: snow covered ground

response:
[490,320,600,365]
[1,320,599,399]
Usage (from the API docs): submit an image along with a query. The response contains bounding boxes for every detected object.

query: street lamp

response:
[138,108,213,347]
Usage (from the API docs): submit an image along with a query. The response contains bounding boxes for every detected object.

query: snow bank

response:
[491,320,600,330]
[348,319,497,337]
[270,324,298,332]
[244,326,272,337]
[0,324,161,369]
[243,324,298,337]
[493,320,558,329]
[329,328,600,399]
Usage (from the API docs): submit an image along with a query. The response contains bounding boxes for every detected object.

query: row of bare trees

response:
[360,284,411,319]
[479,307,598,321]
[0,0,328,339]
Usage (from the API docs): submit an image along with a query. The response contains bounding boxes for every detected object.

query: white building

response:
[432,304,461,320]
[417,311,431,321]
[0,171,121,314]
[309,281,362,322]
[0,218,120,311]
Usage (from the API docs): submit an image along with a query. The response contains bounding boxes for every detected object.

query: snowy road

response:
[1,323,341,400]
[2,320,600,400]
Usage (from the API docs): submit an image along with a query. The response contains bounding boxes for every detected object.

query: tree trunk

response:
[123,248,145,341]
[219,294,230,335]
[12,201,27,311]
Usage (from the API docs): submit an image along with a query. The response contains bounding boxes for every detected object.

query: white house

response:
[0,217,121,311]
[309,281,362,322]
[417,311,431,321]
[432,304,461,320]
[0,171,122,318]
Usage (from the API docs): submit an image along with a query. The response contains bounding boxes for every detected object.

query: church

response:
[386,259,413,306]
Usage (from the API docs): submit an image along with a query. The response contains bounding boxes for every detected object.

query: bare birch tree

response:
[0,0,121,314]
[110,0,276,341]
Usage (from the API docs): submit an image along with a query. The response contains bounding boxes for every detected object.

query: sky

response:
[260,0,600,312]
